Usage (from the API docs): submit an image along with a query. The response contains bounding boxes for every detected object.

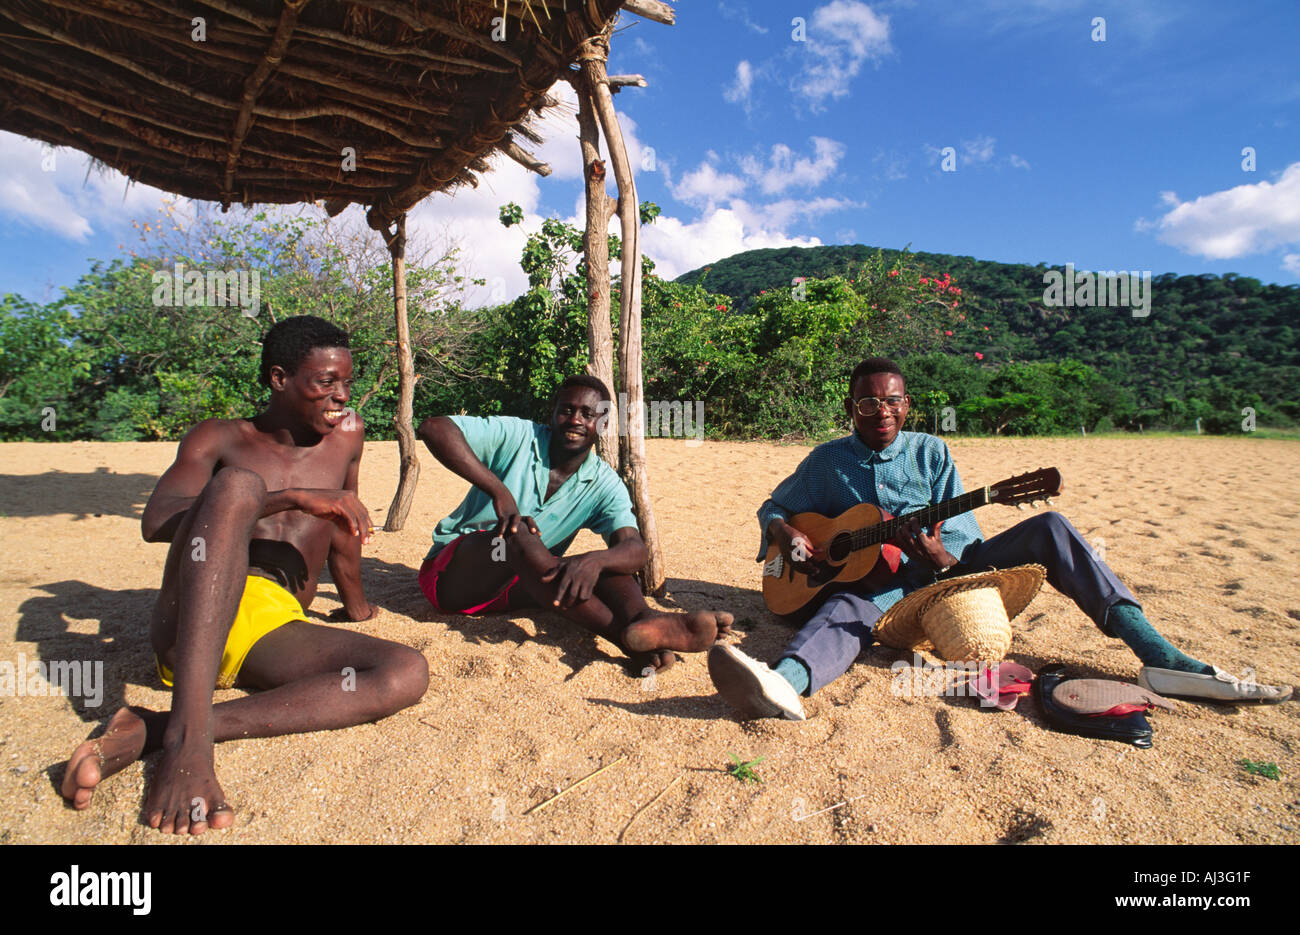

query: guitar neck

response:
[851,488,991,549]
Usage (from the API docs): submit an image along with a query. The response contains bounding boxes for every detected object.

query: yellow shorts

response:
[156,574,308,690]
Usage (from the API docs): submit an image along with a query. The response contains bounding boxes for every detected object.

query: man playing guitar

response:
[708,357,1292,719]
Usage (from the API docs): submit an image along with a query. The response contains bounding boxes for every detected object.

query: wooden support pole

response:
[585,37,666,595]
[622,0,676,26]
[503,136,552,176]
[383,214,421,531]
[607,74,648,89]
[570,66,619,470]
[223,0,306,207]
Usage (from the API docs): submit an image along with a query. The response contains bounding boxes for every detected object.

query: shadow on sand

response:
[0,467,158,521]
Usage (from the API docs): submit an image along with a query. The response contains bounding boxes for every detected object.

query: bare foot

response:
[144,742,234,835]
[624,610,734,655]
[61,707,149,810]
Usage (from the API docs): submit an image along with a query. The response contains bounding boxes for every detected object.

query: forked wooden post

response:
[383,213,420,531]
[570,65,619,469]
[580,33,666,595]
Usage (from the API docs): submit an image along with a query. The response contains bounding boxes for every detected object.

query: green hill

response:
[676,245,1300,428]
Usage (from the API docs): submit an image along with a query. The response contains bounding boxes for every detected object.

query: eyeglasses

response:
[851,395,908,416]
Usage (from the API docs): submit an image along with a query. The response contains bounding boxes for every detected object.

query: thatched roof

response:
[0,0,673,230]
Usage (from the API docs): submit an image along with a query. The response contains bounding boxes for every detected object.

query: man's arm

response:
[142,420,373,544]
[896,440,980,571]
[756,452,824,564]
[327,421,376,621]
[416,416,538,537]
[542,526,646,608]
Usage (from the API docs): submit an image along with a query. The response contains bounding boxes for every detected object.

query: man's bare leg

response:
[435,530,732,668]
[62,622,428,832]
[63,465,424,834]
[63,466,258,827]
[147,466,268,832]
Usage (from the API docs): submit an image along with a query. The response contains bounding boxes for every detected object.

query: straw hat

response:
[873,565,1046,662]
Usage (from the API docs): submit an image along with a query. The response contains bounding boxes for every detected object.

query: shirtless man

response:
[61,315,429,833]
[416,375,731,671]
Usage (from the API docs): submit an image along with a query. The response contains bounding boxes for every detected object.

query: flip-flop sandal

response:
[1034,665,1172,747]
[1052,678,1175,717]
[971,661,1035,710]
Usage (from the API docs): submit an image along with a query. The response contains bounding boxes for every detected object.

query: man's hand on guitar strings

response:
[895,517,957,571]
[774,520,824,571]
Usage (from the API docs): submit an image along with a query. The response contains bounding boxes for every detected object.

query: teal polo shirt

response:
[426,415,640,561]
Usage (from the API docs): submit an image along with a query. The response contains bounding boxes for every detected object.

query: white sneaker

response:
[1137,666,1293,703]
[708,644,806,720]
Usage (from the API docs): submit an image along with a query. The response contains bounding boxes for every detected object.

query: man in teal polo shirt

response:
[416,374,732,671]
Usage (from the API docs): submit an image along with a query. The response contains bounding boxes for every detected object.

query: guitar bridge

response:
[762,555,785,578]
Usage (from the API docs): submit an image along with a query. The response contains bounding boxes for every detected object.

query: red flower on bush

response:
[888,269,899,277]
[974,352,984,360]
[944,330,953,336]
[716,304,726,311]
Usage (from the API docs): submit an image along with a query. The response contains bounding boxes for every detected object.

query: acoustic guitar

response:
[761,467,1063,617]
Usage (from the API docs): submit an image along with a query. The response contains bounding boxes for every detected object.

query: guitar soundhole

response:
[828,531,852,562]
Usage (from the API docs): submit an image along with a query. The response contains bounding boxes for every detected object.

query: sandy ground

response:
[1,435,1297,845]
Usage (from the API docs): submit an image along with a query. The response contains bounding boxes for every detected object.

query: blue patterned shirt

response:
[756,431,985,612]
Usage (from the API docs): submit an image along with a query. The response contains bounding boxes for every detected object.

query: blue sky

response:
[2,0,1298,308]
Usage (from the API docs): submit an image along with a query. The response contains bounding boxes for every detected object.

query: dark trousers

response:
[780,511,1139,694]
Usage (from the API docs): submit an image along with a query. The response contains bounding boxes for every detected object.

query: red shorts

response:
[418,533,519,614]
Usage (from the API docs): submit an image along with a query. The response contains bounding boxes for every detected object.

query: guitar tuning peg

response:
[1017,502,1029,511]
[1045,497,1053,505]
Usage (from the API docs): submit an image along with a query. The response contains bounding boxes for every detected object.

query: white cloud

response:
[669,160,748,209]
[0,129,545,309]
[718,2,770,35]
[731,196,860,231]
[528,81,659,185]
[407,82,663,308]
[874,148,908,181]
[922,137,1006,171]
[1140,162,1300,260]
[962,136,996,165]
[1009,153,1031,170]
[407,155,542,307]
[642,208,823,280]
[792,0,892,108]
[739,137,846,195]
[627,36,654,59]
[0,131,175,240]
[659,141,858,277]
[724,60,755,110]
[1281,253,1300,275]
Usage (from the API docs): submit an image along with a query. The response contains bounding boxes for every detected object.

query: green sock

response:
[1107,602,1214,674]
[774,657,811,695]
